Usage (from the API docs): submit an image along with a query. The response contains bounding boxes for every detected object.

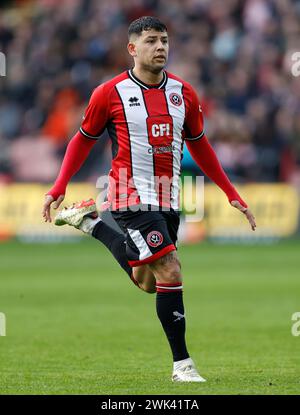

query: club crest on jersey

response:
[147,231,164,248]
[169,93,182,106]
[128,96,140,107]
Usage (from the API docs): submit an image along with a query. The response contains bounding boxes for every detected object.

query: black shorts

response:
[111,207,180,267]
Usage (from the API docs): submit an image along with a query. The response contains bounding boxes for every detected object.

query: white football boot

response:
[172,358,206,383]
[54,198,101,234]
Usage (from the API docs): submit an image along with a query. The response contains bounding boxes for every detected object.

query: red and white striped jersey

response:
[80,69,204,210]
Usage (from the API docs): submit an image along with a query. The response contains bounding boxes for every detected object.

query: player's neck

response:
[132,66,164,85]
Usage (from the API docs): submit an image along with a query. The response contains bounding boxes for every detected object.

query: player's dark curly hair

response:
[128,16,167,39]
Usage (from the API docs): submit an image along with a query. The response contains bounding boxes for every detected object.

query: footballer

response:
[43,16,256,382]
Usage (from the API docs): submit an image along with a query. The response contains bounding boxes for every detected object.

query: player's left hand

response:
[42,194,65,223]
[230,200,257,231]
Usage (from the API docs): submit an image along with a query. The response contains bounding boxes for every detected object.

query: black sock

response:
[92,221,132,277]
[156,282,190,362]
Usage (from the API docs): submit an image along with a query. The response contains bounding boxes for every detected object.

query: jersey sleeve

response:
[80,84,110,140]
[183,84,205,141]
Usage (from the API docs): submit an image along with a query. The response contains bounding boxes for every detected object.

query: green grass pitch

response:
[0,239,299,395]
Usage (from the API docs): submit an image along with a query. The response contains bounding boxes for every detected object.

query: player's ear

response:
[127,41,137,57]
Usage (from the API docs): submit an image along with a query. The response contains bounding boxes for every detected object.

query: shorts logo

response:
[147,231,164,248]
[169,93,182,106]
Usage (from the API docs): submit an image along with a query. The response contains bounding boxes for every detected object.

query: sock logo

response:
[173,311,185,322]
[147,231,163,248]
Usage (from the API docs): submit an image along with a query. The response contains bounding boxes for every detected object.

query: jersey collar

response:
[128,69,167,90]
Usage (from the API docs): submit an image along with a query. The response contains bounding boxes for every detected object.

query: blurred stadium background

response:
[0,0,300,242]
[0,0,300,395]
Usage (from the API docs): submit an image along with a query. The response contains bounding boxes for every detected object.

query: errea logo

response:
[129,97,140,107]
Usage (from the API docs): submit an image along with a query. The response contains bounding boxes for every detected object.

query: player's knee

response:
[149,251,182,282]
[161,271,182,284]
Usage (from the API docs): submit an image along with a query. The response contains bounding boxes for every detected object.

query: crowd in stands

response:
[0,0,299,187]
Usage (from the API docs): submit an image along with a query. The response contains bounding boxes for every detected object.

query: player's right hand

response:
[42,194,65,223]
